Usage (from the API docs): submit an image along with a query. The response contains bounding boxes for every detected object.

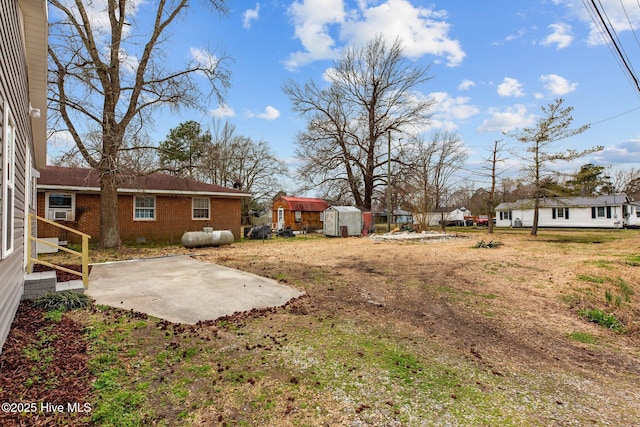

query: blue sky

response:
[49,0,640,190]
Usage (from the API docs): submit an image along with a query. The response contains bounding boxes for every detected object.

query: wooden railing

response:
[27,213,91,289]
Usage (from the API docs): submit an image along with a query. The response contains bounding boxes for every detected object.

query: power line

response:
[590,104,640,125]
[582,0,640,95]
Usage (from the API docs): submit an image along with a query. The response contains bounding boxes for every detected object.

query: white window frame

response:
[2,104,16,258]
[597,206,606,218]
[134,195,156,220]
[45,192,76,221]
[192,197,210,220]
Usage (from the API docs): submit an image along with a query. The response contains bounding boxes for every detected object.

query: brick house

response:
[37,166,250,244]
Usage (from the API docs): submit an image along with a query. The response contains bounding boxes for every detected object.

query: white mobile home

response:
[1,0,48,352]
[495,195,638,229]
[424,206,472,227]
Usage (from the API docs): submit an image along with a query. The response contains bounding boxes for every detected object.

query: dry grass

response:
[32,228,640,425]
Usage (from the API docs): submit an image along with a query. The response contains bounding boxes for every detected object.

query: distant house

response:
[37,167,251,244]
[424,206,472,227]
[495,194,638,229]
[378,209,414,225]
[272,196,329,232]
[1,0,48,352]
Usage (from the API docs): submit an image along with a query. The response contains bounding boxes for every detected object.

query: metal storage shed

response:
[323,206,362,237]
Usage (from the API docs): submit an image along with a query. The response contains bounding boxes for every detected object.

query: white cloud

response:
[458,79,475,91]
[497,77,525,97]
[478,104,536,133]
[284,0,346,70]
[243,3,260,29]
[541,23,573,49]
[341,0,465,66]
[210,104,235,118]
[558,0,640,46]
[48,130,76,152]
[247,106,281,121]
[190,47,221,74]
[421,91,479,132]
[322,67,339,82]
[593,139,640,165]
[539,74,578,95]
[118,49,140,73]
[430,92,479,120]
[50,0,146,65]
[285,0,465,70]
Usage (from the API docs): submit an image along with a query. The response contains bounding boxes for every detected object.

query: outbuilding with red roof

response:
[272,195,329,232]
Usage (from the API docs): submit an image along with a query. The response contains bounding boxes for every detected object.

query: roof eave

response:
[19,0,48,168]
[37,184,251,197]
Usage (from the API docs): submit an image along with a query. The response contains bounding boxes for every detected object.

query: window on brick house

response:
[192,197,210,219]
[45,192,75,221]
[134,196,155,220]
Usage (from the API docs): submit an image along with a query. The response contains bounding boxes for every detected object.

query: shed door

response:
[277,207,285,230]
[324,210,338,236]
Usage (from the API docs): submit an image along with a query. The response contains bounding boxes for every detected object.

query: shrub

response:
[578,309,625,333]
[473,239,500,249]
[33,291,92,312]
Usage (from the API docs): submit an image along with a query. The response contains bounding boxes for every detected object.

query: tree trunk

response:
[531,196,539,236]
[99,169,121,248]
[488,141,498,234]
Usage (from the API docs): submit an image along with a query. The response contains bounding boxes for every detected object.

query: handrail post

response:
[27,213,33,273]
[28,213,91,288]
[82,235,89,289]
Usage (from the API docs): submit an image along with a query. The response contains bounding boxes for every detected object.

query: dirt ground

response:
[200,231,640,377]
[2,229,640,425]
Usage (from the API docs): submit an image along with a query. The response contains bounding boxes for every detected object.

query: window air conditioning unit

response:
[53,210,70,220]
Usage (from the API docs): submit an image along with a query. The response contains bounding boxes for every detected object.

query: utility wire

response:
[597,0,639,80]
[619,0,640,51]
[583,0,640,95]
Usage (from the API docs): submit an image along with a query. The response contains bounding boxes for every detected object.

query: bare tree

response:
[48,0,231,247]
[195,120,288,221]
[402,131,467,230]
[508,98,599,236]
[485,140,507,233]
[283,34,434,210]
[611,167,640,198]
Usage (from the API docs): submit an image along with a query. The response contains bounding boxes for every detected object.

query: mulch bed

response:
[0,302,93,426]
[32,264,89,283]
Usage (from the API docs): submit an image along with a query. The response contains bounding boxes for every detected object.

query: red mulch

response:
[32,264,89,283]
[0,302,93,426]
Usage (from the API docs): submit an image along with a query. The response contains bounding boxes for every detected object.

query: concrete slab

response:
[370,232,452,241]
[86,255,304,324]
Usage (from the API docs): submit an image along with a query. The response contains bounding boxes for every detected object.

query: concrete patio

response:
[86,255,304,324]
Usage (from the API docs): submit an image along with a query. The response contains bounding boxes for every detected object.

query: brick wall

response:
[37,192,243,244]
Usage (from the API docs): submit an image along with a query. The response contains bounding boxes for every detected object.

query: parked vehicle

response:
[476,216,489,226]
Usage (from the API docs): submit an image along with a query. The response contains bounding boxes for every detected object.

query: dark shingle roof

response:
[38,166,249,196]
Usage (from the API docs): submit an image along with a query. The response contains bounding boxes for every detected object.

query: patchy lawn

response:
[2,229,639,426]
